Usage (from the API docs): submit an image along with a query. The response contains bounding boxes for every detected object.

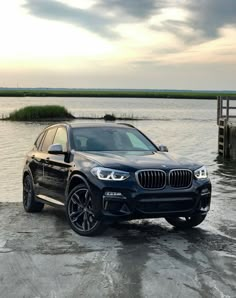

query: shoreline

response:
[0,116,148,122]
[1,89,236,99]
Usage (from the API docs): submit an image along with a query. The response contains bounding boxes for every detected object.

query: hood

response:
[77,151,201,172]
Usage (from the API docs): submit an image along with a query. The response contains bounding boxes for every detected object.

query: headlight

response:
[91,167,130,181]
[194,166,208,179]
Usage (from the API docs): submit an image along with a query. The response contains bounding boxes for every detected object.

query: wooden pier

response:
[217,96,236,159]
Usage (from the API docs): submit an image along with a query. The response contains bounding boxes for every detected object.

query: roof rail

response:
[44,122,70,130]
[117,123,135,128]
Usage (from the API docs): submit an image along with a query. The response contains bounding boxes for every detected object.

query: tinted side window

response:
[53,127,68,151]
[41,128,57,152]
[35,132,45,150]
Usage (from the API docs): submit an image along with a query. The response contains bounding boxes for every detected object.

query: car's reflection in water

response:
[32,205,233,253]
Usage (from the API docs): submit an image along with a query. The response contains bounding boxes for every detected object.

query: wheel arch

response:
[66,172,90,197]
[22,168,34,183]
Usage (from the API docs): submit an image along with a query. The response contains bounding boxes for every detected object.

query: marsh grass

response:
[78,113,140,121]
[2,106,140,121]
[104,114,116,121]
[0,89,235,99]
[7,105,74,121]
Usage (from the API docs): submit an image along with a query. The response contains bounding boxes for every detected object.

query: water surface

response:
[0,97,235,231]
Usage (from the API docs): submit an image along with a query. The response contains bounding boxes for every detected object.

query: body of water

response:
[0,97,235,236]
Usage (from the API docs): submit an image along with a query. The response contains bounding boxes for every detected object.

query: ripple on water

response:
[0,98,235,214]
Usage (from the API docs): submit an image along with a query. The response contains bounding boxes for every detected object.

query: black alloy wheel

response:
[165,214,207,229]
[66,184,104,236]
[23,175,44,212]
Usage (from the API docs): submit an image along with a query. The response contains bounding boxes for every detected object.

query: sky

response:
[0,0,236,90]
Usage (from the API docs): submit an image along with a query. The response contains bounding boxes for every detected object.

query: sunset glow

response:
[0,0,236,89]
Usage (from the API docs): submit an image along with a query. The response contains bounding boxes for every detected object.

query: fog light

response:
[103,191,127,200]
[104,191,123,196]
[200,204,210,212]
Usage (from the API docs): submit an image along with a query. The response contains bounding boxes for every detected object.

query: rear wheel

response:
[66,184,105,236]
[165,214,207,229]
[23,175,44,212]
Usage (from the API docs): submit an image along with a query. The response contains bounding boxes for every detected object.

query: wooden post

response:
[217,96,220,125]
[228,123,236,160]
[224,119,229,158]
[226,97,230,122]
[219,96,223,118]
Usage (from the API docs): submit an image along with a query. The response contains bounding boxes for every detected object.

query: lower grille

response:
[169,169,192,188]
[137,199,194,213]
[136,170,166,189]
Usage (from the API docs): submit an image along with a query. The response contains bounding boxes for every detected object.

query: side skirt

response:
[36,194,65,208]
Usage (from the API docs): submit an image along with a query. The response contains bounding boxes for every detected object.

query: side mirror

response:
[48,144,64,154]
[158,144,168,152]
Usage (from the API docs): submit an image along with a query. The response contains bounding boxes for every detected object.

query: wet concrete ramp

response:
[0,203,235,298]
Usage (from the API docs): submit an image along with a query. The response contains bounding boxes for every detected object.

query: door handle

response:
[45,157,50,164]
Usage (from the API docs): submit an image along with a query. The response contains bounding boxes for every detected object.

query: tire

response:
[23,175,44,212]
[66,184,105,236]
[165,214,207,229]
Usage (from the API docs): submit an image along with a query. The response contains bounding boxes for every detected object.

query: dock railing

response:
[217,96,236,158]
[217,96,236,125]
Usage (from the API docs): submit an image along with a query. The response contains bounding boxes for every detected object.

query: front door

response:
[42,127,70,202]
[36,126,57,197]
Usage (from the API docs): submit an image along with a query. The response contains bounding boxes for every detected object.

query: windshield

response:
[72,127,157,152]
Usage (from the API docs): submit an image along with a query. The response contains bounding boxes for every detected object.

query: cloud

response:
[23,0,168,38]
[23,0,236,43]
[23,0,118,38]
[186,0,236,38]
[160,0,236,43]
[95,0,164,19]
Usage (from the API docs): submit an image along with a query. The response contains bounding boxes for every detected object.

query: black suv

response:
[23,123,211,236]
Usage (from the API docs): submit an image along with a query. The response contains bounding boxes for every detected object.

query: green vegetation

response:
[104,114,116,121]
[7,105,74,121]
[2,106,140,121]
[0,88,236,99]
[103,113,139,121]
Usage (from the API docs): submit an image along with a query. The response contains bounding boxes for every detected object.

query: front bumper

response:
[88,175,212,222]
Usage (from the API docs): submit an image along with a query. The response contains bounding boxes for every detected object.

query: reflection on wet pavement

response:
[0,203,235,298]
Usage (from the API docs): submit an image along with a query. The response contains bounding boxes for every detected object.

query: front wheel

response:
[165,214,207,229]
[66,184,105,236]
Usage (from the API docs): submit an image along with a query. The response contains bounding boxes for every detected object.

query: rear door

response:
[29,131,45,195]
